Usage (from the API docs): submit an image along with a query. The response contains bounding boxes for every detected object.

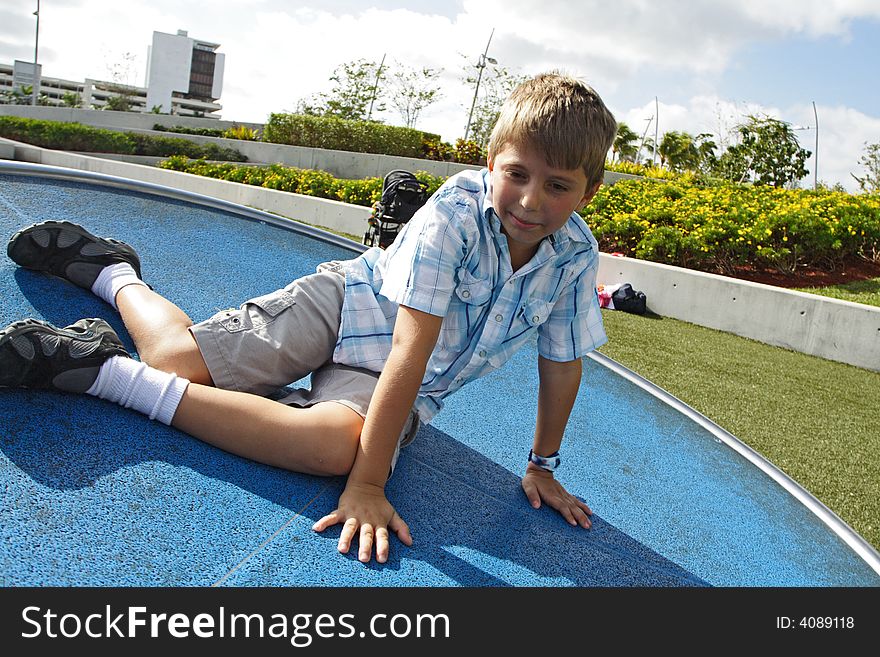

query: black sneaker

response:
[7,221,142,290]
[0,318,128,393]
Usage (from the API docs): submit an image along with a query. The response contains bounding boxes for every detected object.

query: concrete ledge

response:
[0,105,262,132]
[3,139,877,372]
[0,105,633,185]
[1,137,371,237]
[598,254,880,372]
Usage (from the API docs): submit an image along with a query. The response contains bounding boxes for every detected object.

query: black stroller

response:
[363,170,429,248]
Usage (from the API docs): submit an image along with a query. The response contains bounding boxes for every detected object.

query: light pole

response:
[366,53,386,122]
[637,115,653,165]
[653,96,659,167]
[792,102,819,190]
[812,100,819,191]
[32,0,41,106]
[464,28,496,143]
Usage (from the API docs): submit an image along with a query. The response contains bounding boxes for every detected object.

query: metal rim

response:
[587,349,880,576]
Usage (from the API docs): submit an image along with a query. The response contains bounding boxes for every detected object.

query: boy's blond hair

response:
[488,72,617,189]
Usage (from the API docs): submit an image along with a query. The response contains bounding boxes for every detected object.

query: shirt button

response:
[479,349,487,358]
[461,290,470,298]
[495,313,503,322]
[533,315,540,322]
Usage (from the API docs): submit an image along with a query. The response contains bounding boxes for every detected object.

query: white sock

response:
[86,356,189,426]
[91,262,147,310]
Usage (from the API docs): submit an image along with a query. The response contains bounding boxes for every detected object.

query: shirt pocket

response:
[438,271,492,350]
[521,298,551,328]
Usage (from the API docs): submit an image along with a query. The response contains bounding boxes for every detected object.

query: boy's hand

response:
[312,481,413,563]
[522,464,592,529]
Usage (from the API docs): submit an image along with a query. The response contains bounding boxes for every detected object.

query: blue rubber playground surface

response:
[1,161,878,587]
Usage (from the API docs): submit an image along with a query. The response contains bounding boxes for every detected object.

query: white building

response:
[145,30,225,117]
[1,29,224,118]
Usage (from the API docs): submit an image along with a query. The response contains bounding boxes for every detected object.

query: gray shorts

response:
[189,266,418,471]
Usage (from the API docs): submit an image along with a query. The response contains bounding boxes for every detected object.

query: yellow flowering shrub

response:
[584,178,880,274]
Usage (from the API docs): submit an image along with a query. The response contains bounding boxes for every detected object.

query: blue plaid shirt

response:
[334,169,607,422]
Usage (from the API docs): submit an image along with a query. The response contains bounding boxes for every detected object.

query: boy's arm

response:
[521,355,593,528]
[313,305,442,563]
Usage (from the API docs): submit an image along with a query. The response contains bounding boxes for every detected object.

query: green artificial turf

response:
[793,277,880,308]
[597,309,880,552]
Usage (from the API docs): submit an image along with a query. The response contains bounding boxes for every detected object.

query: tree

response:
[612,122,639,163]
[658,131,699,172]
[852,142,880,194]
[389,66,442,129]
[694,132,718,174]
[0,85,49,106]
[297,59,386,121]
[714,115,810,187]
[61,91,82,108]
[101,51,139,112]
[101,84,136,112]
[460,58,526,147]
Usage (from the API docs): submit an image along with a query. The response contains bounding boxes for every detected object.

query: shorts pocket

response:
[218,290,297,333]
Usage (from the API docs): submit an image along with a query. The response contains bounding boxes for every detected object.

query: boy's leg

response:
[114,284,213,386]
[0,316,363,476]
[7,220,212,385]
[173,386,363,476]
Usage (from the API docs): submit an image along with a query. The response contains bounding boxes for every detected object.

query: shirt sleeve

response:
[537,250,608,361]
[378,187,472,317]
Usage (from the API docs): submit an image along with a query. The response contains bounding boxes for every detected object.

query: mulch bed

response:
[726,258,880,289]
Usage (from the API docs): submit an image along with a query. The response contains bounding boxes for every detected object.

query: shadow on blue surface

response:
[3,378,705,587]
[1,165,877,587]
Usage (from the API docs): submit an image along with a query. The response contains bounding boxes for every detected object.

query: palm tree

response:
[612,122,639,163]
[658,131,699,172]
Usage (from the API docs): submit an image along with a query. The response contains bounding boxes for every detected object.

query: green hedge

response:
[0,117,247,161]
[152,124,225,138]
[263,113,432,158]
[158,154,880,275]
[584,178,880,273]
[158,156,446,207]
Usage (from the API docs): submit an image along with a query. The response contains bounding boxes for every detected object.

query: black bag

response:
[611,283,647,315]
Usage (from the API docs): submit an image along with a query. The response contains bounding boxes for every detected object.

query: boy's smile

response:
[488,143,599,268]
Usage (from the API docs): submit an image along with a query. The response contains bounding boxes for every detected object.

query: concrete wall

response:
[3,137,877,372]
[0,104,635,185]
[598,255,880,372]
[0,104,262,132]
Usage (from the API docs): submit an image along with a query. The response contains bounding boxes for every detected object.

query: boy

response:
[1,73,617,564]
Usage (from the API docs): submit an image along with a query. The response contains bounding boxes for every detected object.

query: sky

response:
[1,0,879,191]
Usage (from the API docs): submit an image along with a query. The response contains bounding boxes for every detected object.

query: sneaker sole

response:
[7,220,142,287]
[0,318,127,391]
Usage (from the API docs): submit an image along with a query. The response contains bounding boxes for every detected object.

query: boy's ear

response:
[487,150,494,171]
[578,181,602,210]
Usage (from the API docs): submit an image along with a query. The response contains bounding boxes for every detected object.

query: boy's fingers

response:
[375,527,390,563]
[521,481,541,509]
[358,524,375,563]
[389,512,413,546]
[573,505,592,529]
[338,517,359,554]
[312,510,340,533]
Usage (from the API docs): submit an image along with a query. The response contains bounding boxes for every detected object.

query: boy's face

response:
[488,142,599,263]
